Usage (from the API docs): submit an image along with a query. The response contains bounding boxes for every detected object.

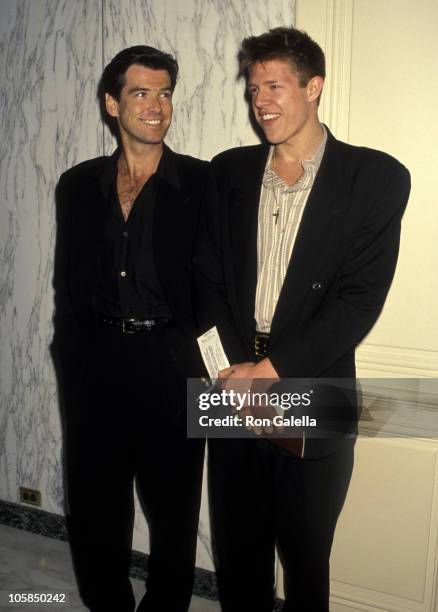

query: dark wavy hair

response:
[99,45,179,102]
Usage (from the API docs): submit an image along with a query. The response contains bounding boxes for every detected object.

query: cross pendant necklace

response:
[271,148,280,225]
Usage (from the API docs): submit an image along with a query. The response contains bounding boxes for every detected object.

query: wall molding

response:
[320,0,354,141]
[330,440,438,612]
[296,2,437,378]
[356,344,438,378]
[295,0,354,141]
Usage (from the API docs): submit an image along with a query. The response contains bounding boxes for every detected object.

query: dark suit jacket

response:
[52,144,218,394]
[210,128,411,379]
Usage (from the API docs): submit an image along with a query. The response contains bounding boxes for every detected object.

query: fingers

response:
[243,404,284,436]
[218,366,235,379]
[218,362,256,380]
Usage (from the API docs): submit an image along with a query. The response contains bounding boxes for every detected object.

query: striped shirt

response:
[255,126,327,332]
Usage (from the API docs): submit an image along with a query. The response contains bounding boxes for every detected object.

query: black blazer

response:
[52,145,215,387]
[211,128,411,379]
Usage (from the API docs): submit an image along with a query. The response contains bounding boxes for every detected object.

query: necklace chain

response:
[271,148,280,225]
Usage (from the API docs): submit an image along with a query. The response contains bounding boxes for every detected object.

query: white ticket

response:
[197,326,230,380]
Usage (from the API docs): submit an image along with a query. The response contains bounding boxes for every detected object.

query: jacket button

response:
[312,281,322,290]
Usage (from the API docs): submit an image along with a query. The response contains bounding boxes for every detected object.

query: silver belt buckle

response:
[254,334,262,357]
[122,318,136,334]
[254,333,268,357]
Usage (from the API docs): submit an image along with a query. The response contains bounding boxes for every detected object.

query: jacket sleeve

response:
[268,163,411,378]
[51,174,84,399]
[192,166,248,365]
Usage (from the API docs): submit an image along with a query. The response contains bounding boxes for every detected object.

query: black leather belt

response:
[99,314,173,334]
[254,332,270,357]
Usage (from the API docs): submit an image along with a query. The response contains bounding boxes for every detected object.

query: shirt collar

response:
[158,143,180,189]
[262,124,327,192]
[99,143,179,199]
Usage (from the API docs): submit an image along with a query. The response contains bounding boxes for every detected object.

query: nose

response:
[147,94,162,113]
[253,88,270,109]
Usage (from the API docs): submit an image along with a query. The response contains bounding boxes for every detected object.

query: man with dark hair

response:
[53,45,209,612]
[208,27,410,611]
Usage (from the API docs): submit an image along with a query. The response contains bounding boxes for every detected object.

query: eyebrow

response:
[248,79,281,87]
[127,86,172,94]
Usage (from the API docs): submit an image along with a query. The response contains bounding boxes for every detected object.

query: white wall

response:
[295,2,438,610]
[296,0,438,378]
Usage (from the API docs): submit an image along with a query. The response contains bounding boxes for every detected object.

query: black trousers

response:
[62,323,205,612]
[208,438,354,612]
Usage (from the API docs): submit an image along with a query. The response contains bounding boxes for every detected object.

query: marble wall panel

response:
[0,0,103,512]
[102,0,295,570]
[0,0,295,573]
[103,0,295,158]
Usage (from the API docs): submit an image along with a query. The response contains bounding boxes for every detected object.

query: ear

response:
[306,76,324,103]
[105,93,119,118]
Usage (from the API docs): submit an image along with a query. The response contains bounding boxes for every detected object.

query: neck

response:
[274,119,324,165]
[118,139,164,180]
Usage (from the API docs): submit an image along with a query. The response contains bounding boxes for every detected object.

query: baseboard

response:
[356,344,438,377]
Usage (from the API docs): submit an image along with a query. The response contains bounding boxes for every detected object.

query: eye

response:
[135,91,146,98]
[159,91,172,99]
[248,86,257,96]
[270,83,280,90]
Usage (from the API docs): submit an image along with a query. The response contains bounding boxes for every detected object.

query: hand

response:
[218,359,282,436]
[218,362,256,380]
[240,400,285,436]
[218,358,279,381]
[218,358,280,403]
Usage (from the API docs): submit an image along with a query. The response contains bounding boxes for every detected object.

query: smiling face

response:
[105,64,173,147]
[247,59,322,147]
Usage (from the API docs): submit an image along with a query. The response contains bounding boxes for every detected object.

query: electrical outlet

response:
[19,487,42,507]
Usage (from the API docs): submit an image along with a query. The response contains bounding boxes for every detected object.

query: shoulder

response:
[168,149,209,173]
[327,135,411,219]
[166,148,211,191]
[211,144,268,181]
[58,156,109,186]
[212,144,266,166]
[330,136,410,185]
[56,155,111,215]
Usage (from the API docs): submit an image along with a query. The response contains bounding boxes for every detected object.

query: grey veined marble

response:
[0,0,295,572]
[0,0,103,515]
[102,0,295,159]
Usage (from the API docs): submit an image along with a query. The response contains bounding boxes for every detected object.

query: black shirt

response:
[95,148,173,320]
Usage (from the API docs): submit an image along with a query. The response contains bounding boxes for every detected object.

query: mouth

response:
[139,118,162,126]
[259,113,281,124]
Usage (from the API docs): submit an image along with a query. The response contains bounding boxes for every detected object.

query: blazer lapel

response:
[226,146,269,344]
[152,151,192,300]
[270,133,349,340]
[153,178,187,253]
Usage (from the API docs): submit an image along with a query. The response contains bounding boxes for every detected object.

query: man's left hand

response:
[218,358,279,381]
[218,359,280,435]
